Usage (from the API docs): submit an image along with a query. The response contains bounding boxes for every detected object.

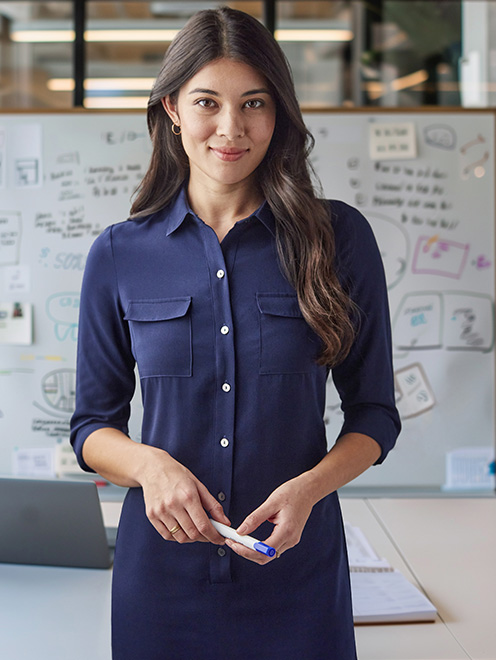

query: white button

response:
[217,491,226,502]
[222,382,231,393]
[216,269,225,279]
[217,547,226,557]
[220,437,229,448]
[220,325,229,335]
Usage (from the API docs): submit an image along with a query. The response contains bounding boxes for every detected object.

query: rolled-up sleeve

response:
[330,201,401,463]
[70,226,136,472]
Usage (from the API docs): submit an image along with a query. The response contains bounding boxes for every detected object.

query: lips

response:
[210,147,248,162]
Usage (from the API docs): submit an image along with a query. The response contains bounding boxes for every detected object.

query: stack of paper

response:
[344,522,437,624]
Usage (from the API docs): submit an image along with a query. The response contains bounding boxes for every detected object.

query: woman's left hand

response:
[225,472,316,565]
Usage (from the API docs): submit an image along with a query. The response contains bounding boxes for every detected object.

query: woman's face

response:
[162,58,276,191]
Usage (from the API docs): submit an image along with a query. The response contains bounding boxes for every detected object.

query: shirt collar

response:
[163,184,276,238]
[164,186,192,237]
[254,200,276,237]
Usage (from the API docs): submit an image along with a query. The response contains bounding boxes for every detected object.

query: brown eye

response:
[197,98,217,109]
[244,99,264,109]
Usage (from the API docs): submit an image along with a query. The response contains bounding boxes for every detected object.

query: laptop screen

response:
[0,477,113,569]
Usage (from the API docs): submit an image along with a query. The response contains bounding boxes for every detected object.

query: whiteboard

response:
[0,110,494,489]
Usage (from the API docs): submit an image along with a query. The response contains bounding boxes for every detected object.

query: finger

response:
[150,517,179,542]
[197,482,231,526]
[236,499,275,536]
[184,507,227,545]
[259,518,302,556]
[172,492,226,545]
[224,539,275,565]
[191,482,231,544]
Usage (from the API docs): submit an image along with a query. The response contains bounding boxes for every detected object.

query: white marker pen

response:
[210,520,276,557]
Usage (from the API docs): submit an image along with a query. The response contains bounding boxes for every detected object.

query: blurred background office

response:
[1,0,496,111]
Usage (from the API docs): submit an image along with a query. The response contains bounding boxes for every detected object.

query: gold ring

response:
[169,524,181,535]
[275,551,281,559]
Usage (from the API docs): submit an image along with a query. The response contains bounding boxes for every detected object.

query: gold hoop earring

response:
[171,123,181,136]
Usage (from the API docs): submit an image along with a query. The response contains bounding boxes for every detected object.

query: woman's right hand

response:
[140,447,230,545]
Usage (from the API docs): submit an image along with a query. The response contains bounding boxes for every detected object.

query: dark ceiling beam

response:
[73,0,86,107]
[264,0,276,36]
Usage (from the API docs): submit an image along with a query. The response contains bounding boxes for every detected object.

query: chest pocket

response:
[124,297,192,377]
[256,293,320,375]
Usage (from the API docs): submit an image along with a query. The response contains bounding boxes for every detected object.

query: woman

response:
[71,6,400,659]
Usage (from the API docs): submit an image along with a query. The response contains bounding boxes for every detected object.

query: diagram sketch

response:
[41,368,76,414]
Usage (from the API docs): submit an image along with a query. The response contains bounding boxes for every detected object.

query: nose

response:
[216,107,245,140]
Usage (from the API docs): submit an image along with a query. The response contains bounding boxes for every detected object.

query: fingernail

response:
[236,525,246,535]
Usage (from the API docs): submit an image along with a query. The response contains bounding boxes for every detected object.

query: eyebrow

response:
[188,88,271,97]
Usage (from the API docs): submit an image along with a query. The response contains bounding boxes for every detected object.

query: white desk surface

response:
[1,497,494,660]
[341,499,473,660]
[366,498,496,660]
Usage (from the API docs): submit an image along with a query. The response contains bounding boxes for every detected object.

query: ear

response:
[161,96,180,126]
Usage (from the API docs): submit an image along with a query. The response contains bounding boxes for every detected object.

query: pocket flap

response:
[125,297,192,322]
[256,293,303,318]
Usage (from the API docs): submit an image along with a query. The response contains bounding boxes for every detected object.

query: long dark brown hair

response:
[131,6,355,367]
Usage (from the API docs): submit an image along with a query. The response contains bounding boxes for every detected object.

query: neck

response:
[187,176,263,239]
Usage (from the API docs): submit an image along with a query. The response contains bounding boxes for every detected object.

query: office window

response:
[0,1,74,107]
[0,1,495,109]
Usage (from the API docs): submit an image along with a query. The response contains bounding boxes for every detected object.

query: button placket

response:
[201,226,236,584]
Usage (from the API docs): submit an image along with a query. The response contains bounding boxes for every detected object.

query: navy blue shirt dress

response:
[71,187,400,660]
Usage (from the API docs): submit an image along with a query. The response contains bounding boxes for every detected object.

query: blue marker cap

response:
[253,542,276,557]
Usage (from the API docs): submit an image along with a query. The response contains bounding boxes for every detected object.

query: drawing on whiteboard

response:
[393,292,443,350]
[31,418,71,438]
[412,235,469,278]
[84,162,145,200]
[20,353,64,364]
[444,292,494,351]
[39,247,50,267]
[395,362,435,419]
[45,292,79,342]
[10,123,43,189]
[423,124,456,150]
[0,367,34,375]
[50,168,83,202]
[56,151,80,165]
[371,161,458,231]
[38,368,76,414]
[3,264,30,294]
[460,134,485,154]
[460,134,489,179]
[0,211,22,266]
[474,254,491,270]
[101,129,147,145]
[35,209,101,240]
[15,158,40,186]
[366,212,409,289]
[462,151,489,179]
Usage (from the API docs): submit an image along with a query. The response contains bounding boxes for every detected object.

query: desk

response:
[341,498,496,660]
[367,498,496,660]
[1,497,494,660]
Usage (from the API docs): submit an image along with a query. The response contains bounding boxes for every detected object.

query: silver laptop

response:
[0,477,113,569]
